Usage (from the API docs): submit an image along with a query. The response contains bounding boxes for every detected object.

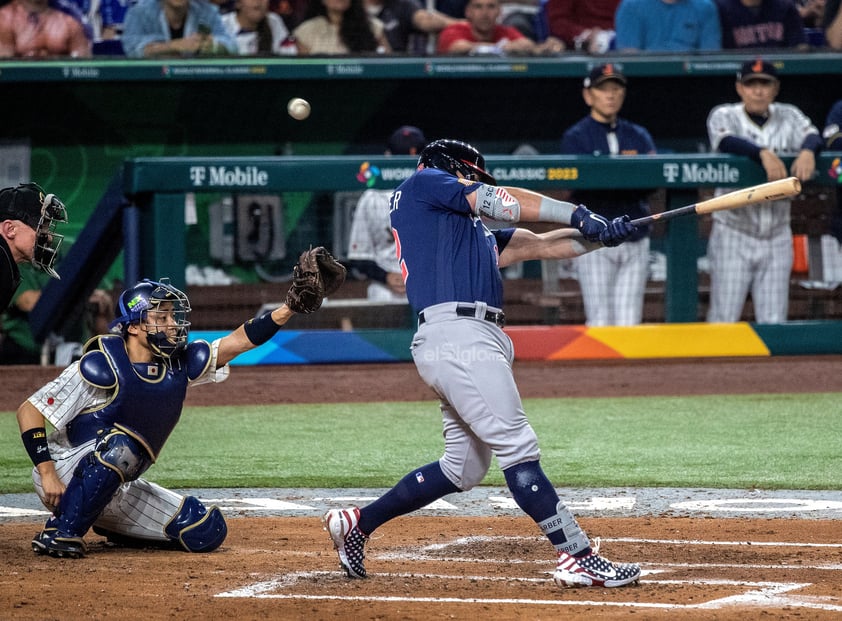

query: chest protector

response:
[67,335,210,460]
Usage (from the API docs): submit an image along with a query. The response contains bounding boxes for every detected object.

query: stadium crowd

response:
[0,0,839,57]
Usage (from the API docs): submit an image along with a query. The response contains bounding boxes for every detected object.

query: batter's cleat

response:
[322,507,368,578]
[553,538,640,588]
[32,528,87,559]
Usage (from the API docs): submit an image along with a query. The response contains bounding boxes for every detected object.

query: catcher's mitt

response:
[285,247,346,314]
[314,246,346,296]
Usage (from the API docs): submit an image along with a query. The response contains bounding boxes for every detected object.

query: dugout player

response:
[324,139,642,588]
[0,183,67,311]
[347,125,427,301]
[706,58,822,324]
[17,277,300,558]
[561,64,657,326]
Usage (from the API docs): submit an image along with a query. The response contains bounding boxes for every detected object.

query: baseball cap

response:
[387,126,427,155]
[584,63,627,88]
[0,182,49,230]
[737,58,779,83]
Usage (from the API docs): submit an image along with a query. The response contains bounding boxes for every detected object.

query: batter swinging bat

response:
[630,177,802,227]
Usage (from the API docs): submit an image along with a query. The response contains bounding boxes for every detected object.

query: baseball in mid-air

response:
[287,97,311,121]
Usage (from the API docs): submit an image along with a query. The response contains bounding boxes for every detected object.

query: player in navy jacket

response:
[561,63,657,326]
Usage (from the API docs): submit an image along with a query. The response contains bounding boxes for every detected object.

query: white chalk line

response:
[215,571,842,611]
[215,534,842,611]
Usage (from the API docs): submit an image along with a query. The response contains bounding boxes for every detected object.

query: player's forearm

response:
[217,306,294,366]
[498,228,599,266]
[506,188,577,223]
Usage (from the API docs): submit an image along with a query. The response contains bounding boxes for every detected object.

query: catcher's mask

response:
[109,278,191,360]
[0,182,67,279]
[417,139,496,185]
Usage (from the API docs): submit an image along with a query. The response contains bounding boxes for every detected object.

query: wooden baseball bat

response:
[631,177,802,227]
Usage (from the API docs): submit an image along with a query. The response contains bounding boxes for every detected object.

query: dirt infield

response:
[2,357,842,619]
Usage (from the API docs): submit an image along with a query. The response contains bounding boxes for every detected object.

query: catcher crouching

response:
[17,248,345,558]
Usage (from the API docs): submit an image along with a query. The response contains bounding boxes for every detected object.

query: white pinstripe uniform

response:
[706,102,818,323]
[347,189,405,302]
[27,340,229,542]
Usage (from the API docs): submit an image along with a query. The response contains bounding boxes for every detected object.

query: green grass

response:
[2,393,840,493]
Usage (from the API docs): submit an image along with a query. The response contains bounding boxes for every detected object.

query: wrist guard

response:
[243,312,281,346]
[22,427,51,466]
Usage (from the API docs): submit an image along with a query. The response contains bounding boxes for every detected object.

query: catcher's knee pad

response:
[96,428,152,482]
[165,496,227,552]
[49,450,124,538]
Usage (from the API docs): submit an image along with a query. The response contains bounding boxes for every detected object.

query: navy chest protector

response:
[67,335,211,460]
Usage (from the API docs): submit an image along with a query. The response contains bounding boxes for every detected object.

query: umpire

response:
[0,182,67,310]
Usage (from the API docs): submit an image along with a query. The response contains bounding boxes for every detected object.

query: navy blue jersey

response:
[389,167,515,312]
[560,115,656,238]
[715,0,806,48]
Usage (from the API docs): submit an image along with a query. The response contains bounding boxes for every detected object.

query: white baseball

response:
[287,97,311,121]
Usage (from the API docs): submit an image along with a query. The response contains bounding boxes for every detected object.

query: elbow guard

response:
[475,183,521,222]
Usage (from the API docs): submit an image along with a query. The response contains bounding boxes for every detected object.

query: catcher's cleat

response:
[553,538,640,588]
[32,528,87,559]
[322,507,368,578]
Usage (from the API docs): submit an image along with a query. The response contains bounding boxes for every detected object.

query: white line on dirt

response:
[215,571,842,611]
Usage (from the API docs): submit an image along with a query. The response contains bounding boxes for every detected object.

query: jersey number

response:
[392,227,408,283]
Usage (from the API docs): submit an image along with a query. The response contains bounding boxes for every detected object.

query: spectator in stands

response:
[97,0,137,40]
[222,0,294,54]
[436,0,564,54]
[293,0,390,54]
[0,0,92,57]
[346,126,427,301]
[796,0,825,27]
[559,64,657,326]
[270,0,309,30]
[546,0,619,53]
[436,0,467,18]
[121,0,237,57]
[706,58,822,324]
[715,0,808,49]
[614,0,722,51]
[824,0,842,46]
[363,0,456,53]
[0,263,112,365]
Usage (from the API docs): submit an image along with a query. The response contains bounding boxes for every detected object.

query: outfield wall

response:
[191,321,842,365]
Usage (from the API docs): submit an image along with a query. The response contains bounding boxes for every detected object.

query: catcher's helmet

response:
[0,182,67,279]
[418,139,496,185]
[109,278,191,360]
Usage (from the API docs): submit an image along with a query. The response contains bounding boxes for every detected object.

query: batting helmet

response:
[418,139,496,185]
[109,278,191,360]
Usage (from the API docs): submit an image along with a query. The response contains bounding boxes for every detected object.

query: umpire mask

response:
[0,183,67,279]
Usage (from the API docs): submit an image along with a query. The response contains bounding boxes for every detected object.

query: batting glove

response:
[570,204,609,242]
[599,215,637,247]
